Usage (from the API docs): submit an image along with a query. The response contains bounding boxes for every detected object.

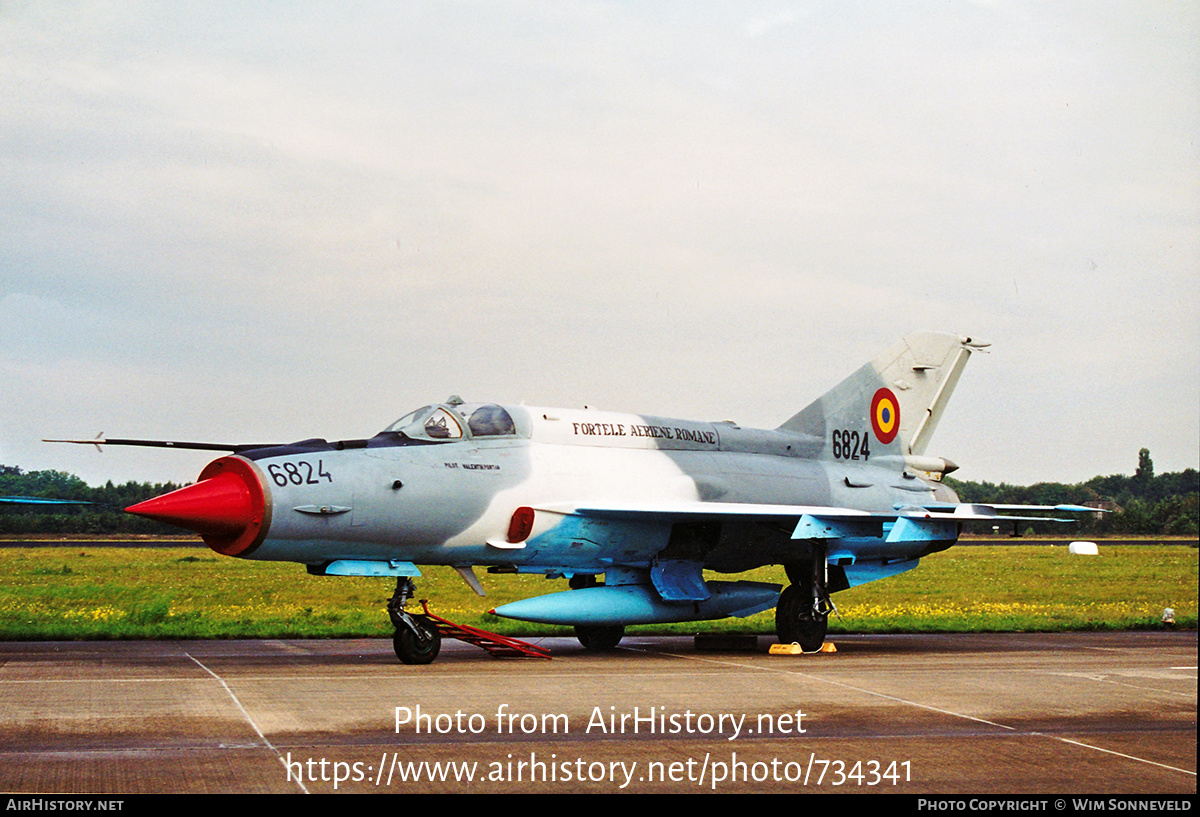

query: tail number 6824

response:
[831,429,869,461]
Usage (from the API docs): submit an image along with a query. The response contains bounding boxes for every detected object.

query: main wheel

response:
[775,584,828,652]
[393,617,442,665]
[575,624,624,651]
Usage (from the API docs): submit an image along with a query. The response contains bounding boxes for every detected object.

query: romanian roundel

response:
[870,388,900,445]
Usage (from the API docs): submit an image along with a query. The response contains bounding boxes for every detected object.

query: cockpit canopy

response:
[383,401,517,442]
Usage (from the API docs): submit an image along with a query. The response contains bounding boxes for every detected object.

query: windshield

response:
[382,403,516,441]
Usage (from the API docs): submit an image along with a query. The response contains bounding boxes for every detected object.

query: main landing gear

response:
[574,624,625,651]
[568,574,625,651]
[776,547,832,653]
[388,577,441,665]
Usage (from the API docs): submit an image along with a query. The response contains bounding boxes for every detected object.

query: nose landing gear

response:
[388,577,442,665]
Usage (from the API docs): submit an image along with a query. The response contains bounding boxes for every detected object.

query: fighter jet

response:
[0,497,92,505]
[50,331,1092,664]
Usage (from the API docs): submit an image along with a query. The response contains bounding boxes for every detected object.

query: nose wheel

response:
[388,577,442,665]
[393,616,441,664]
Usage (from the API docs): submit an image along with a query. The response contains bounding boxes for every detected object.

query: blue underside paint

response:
[492,581,781,626]
[842,558,919,587]
[309,559,421,577]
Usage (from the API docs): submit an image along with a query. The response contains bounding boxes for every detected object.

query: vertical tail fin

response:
[779,332,988,466]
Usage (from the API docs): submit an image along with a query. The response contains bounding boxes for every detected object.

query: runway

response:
[0,632,1194,794]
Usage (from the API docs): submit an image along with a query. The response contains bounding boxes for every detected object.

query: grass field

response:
[0,544,1195,640]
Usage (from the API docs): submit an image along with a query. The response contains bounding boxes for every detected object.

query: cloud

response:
[1,1,1196,487]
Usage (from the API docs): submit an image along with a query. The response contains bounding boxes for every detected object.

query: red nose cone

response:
[127,456,270,556]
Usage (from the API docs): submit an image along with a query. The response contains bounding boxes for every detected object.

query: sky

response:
[2,1,1198,489]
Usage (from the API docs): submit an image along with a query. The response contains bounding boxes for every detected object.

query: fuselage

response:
[198,401,954,575]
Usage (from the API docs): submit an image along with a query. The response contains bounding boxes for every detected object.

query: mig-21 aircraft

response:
[49,331,1092,664]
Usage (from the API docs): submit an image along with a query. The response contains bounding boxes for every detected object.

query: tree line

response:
[946,449,1198,536]
[0,464,183,535]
